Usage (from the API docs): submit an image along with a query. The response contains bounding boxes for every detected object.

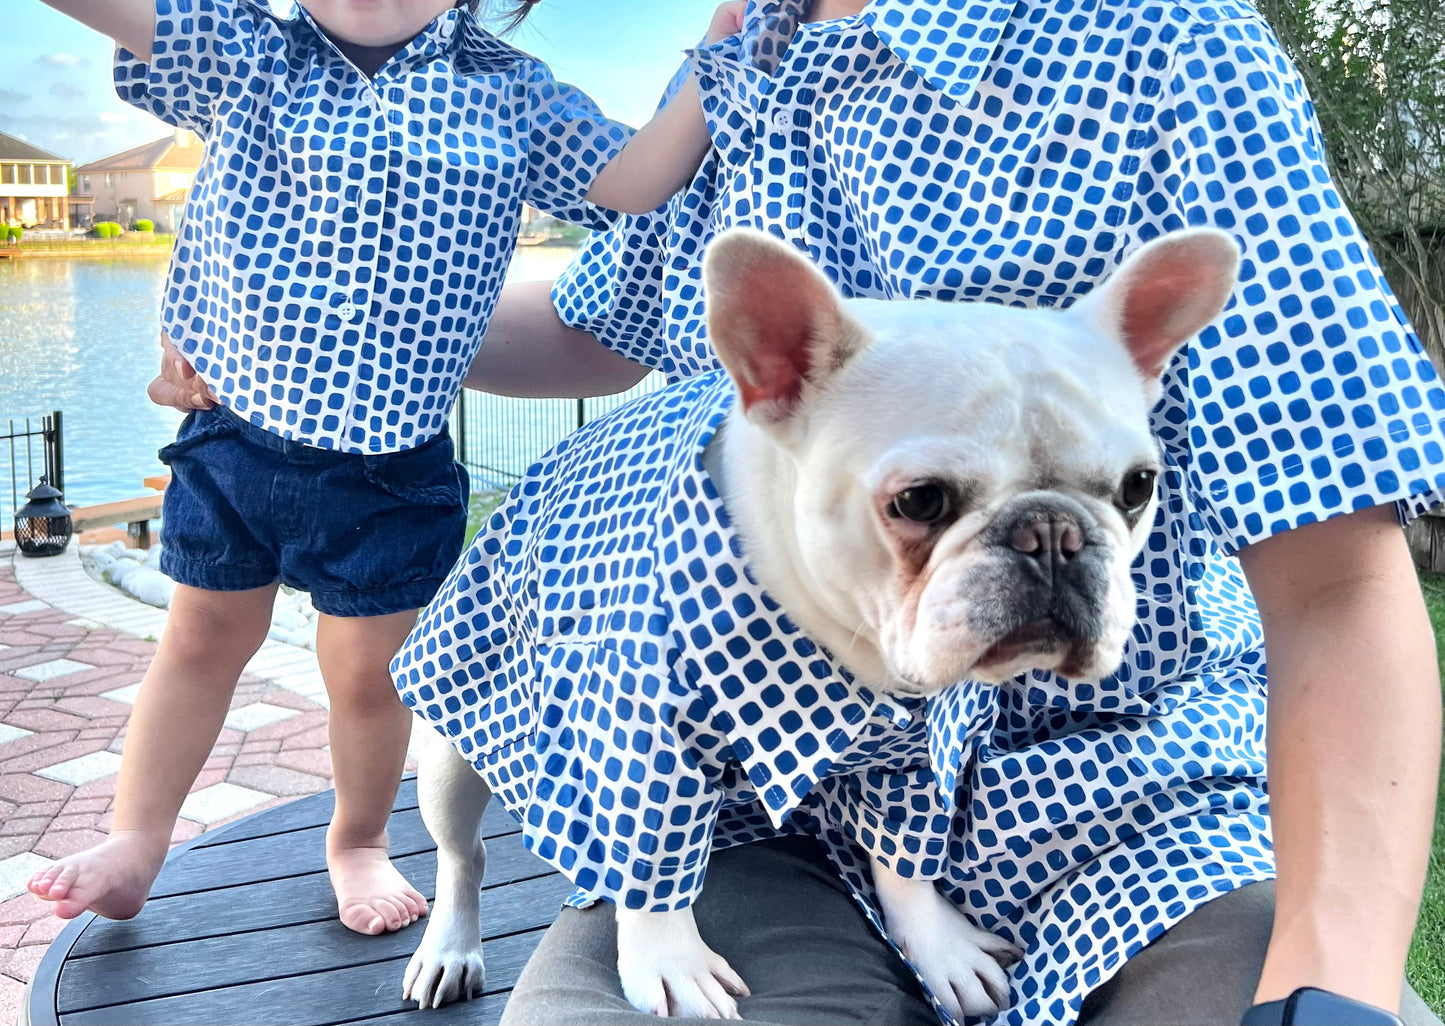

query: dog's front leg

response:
[615,906,751,1019]
[871,857,1024,1020]
[403,725,490,1009]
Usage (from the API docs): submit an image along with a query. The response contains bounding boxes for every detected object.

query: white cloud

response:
[97,111,125,123]
[39,53,86,67]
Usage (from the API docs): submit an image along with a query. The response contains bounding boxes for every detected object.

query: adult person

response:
[154,0,1445,1023]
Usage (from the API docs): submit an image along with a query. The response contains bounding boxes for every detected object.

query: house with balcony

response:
[74,130,203,232]
[0,132,71,229]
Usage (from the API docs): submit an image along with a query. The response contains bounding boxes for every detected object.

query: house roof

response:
[155,188,189,204]
[75,135,203,174]
[0,131,67,164]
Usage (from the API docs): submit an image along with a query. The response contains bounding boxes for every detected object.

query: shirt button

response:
[337,302,359,321]
[771,109,794,130]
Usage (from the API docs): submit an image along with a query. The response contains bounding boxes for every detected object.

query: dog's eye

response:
[889,485,950,524]
[1115,469,1158,514]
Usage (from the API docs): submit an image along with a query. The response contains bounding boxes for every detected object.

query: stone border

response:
[8,543,328,708]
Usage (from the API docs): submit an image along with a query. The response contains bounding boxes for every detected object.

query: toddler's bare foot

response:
[327,837,428,935]
[27,830,169,921]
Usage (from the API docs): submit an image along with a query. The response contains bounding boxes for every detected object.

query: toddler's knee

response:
[167,590,274,664]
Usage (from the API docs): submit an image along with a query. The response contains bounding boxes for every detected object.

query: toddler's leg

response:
[28,582,277,920]
[315,609,427,935]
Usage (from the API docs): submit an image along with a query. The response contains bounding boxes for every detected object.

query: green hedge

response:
[133,219,154,232]
[5,226,20,243]
[91,221,123,238]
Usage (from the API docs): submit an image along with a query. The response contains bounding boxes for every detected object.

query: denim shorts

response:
[158,407,470,618]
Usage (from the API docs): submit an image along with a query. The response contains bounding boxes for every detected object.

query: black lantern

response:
[14,478,72,557]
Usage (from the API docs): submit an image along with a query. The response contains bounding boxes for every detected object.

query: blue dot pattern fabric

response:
[408,2,1445,1024]
[395,372,970,901]
[114,0,631,454]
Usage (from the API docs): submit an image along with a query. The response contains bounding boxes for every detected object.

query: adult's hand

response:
[148,333,218,411]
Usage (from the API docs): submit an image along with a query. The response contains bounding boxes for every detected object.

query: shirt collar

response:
[661,375,946,827]
[732,0,1016,103]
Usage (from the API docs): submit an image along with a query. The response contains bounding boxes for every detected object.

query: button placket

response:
[339,77,410,445]
[759,92,808,243]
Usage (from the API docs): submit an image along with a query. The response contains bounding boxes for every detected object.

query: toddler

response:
[28,0,740,935]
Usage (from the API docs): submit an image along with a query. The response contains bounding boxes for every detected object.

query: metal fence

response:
[452,374,665,490]
[3,411,64,533]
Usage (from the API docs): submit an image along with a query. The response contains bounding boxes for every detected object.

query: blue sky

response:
[2,0,704,164]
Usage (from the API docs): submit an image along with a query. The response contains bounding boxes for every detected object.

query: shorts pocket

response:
[157,409,239,465]
[362,434,469,509]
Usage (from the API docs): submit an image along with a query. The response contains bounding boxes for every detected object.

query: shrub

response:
[91,221,122,238]
[133,219,154,232]
[5,226,20,243]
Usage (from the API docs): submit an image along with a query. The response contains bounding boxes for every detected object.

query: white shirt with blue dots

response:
[400,1,1445,1023]
[115,0,632,454]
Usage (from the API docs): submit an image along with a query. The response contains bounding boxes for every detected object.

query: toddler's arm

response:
[584,2,745,215]
[36,0,156,60]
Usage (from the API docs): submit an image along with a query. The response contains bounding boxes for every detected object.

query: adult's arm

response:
[1238,504,1440,1013]
[37,0,155,59]
[148,283,651,408]
[464,280,650,399]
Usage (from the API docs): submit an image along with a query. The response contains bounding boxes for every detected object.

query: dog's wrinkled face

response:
[706,228,1240,694]
[787,303,1166,691]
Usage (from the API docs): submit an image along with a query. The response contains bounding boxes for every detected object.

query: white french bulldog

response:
[401,226,1241,1020]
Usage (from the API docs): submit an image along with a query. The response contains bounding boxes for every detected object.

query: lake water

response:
[0,246,591,526]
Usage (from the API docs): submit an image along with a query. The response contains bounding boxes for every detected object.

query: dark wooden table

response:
[28,778,570,1025]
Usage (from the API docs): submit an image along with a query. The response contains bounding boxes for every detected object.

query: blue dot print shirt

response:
[114,0,632,453]
[401,1,1445,1024]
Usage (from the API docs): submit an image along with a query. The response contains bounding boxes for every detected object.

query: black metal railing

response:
[452,376,664,490]
[3,411,65,533]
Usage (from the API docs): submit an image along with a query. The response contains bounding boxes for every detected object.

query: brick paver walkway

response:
[0,553,343,1025]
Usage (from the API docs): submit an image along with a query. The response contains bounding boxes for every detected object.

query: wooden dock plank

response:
[350,991,511,1024]
[34,780,561,1026]
[187,778,417,846]
[58,874,574,1010]
[59,931,545,1026]
[70,832,557,957]
[146,805,523,899]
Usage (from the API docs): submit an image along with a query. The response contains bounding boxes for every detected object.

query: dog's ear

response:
[704,228,867,426]
[1071,228,1241,385]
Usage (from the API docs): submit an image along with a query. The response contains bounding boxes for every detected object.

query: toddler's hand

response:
[147,331,219,411]
[705,2,746,45]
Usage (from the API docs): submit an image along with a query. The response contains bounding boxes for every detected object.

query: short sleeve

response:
[523,64,635,229]
[1135,16,1445,553]
[551,210,677,367]
[113,0,265,135]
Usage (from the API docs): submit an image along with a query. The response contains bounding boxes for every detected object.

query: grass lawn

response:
[1410,573,1445,1011]
[466,484,1445,1007]
[466,489,506,539]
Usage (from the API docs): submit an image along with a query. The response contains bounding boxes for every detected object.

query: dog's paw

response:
[402,919,485,1010]
[890,897,1021,1020]
[871,863,1022,1021]
[616,907,750,1019]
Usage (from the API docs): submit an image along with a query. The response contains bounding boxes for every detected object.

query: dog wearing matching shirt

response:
[397,227,1241,1019]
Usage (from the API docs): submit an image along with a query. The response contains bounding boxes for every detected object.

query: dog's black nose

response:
[1004,509,1086,583]
[1009,515,1083,560]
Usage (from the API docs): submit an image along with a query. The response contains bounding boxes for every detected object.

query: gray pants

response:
[501,836,1440,1026]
